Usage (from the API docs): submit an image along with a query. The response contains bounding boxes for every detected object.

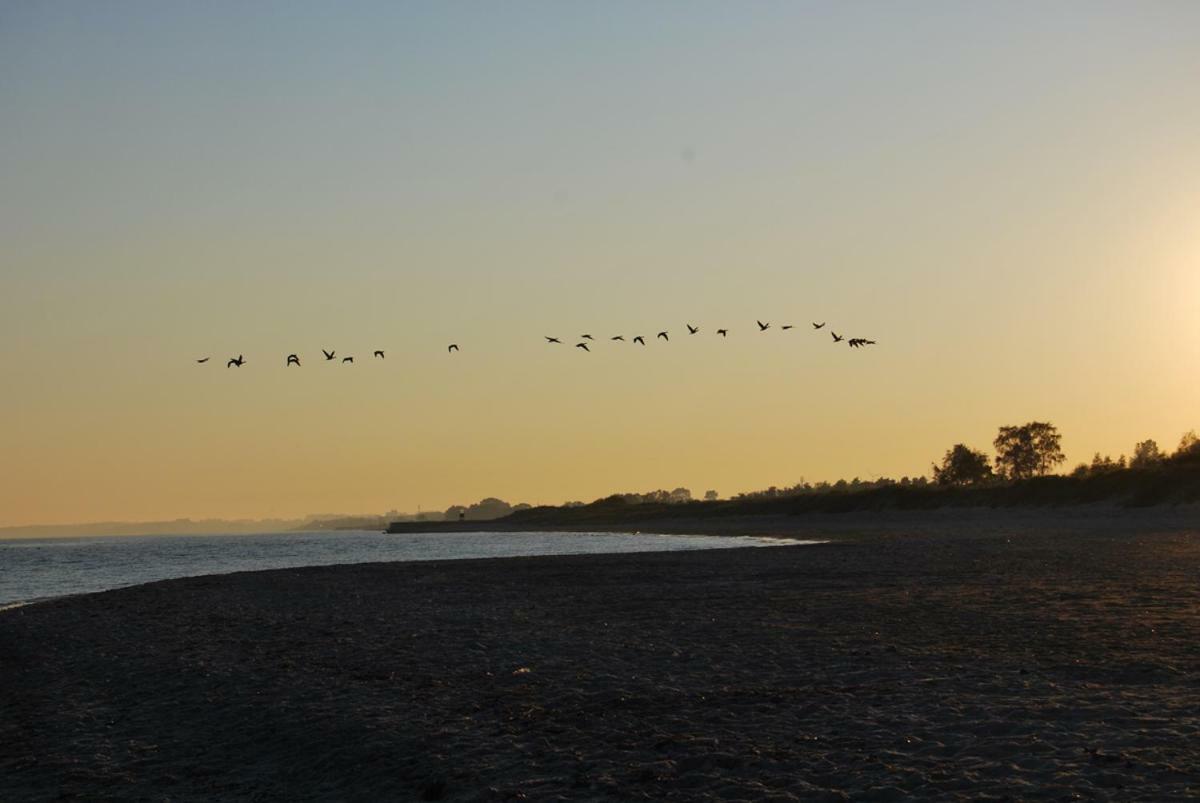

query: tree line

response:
[425,421,1200,524]
[932,422,1200,486]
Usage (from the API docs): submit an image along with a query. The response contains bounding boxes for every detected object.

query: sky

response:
[2,1,1199,527]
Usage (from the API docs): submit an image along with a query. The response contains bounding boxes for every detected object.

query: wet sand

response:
[3,510,1199,800]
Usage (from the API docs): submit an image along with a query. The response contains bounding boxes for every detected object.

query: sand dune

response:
[2,513,1199,800]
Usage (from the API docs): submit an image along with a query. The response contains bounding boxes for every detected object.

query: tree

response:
[704,490,719,501]
[1175,430,1200,462]
[1130,439,1163,468]
[931,444,993,486]
[1089,453,1121,474]
[993,421,1065,479]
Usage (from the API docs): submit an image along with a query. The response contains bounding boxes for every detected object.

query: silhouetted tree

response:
[1130,439,1163,469]
[993,421,1065,479]
[1174,430,1200,462]
[444,497,519,521]
[931,444,993,486]
[704,490,718,501]
[1088,453,1124,474]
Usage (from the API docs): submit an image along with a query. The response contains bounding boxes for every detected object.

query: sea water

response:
[0,530,818,607]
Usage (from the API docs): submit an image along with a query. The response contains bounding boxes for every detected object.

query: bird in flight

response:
[576,342,590,352]
[581,334,594,340]
[374,350,385,359]
[342,356,354,364]
[687,324,699,335]
[545,337,561,344]
[781,325,794,330]
[716,329,728,337]
[448,344,459,353]
[657,331,669,341]
[196,357,210,364]
[633,336,646,345]
[757,320,770,331]
[286,354,300,367]
[322,349,336,361]
[831,331,844,343]
[812,322,825,330]
[848,338,877,348]
[227,355,245,368]
[611,335,625,341]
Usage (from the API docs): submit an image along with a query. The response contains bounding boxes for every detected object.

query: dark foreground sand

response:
[3,511,1199,801]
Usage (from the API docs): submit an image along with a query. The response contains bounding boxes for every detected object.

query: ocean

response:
[0,529,816,607]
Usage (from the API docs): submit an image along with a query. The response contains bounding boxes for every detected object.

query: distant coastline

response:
[388,464,1200,535]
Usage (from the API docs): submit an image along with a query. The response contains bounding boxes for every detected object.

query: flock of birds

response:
[198,321,876,367]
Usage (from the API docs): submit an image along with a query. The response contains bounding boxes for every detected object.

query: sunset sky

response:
[3,2,1199,527]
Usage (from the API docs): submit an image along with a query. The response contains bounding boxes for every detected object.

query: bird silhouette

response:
[781,325,794,330]
[448,344,459,353]
[812,322,825,329]
[657,331,669,341]
[581,334,594,340]
[687,324,699,335]
[757,320,770,331]
[611,335,625,341]
[716,329,728,337]
[831,331,844,343]
[196,357,210,363]
[227,355,245,368]
[287,354,300,367]
[545,337,561,344]
[576,342,590,352]
[633,336,646,345]
[848,338,877,348]
[374,350,385,359]
[322,349,336,361]
[343,356,354,364]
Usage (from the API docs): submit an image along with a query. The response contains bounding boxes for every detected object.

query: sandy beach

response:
[3,510,1199,800]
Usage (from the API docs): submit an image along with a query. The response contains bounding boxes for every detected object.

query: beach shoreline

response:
[3,511,1199,800]
[385,502,1200,539]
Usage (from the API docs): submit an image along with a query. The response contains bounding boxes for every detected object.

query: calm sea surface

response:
[0,530,817,607]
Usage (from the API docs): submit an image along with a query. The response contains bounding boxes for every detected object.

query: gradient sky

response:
[3,2,1199,526]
